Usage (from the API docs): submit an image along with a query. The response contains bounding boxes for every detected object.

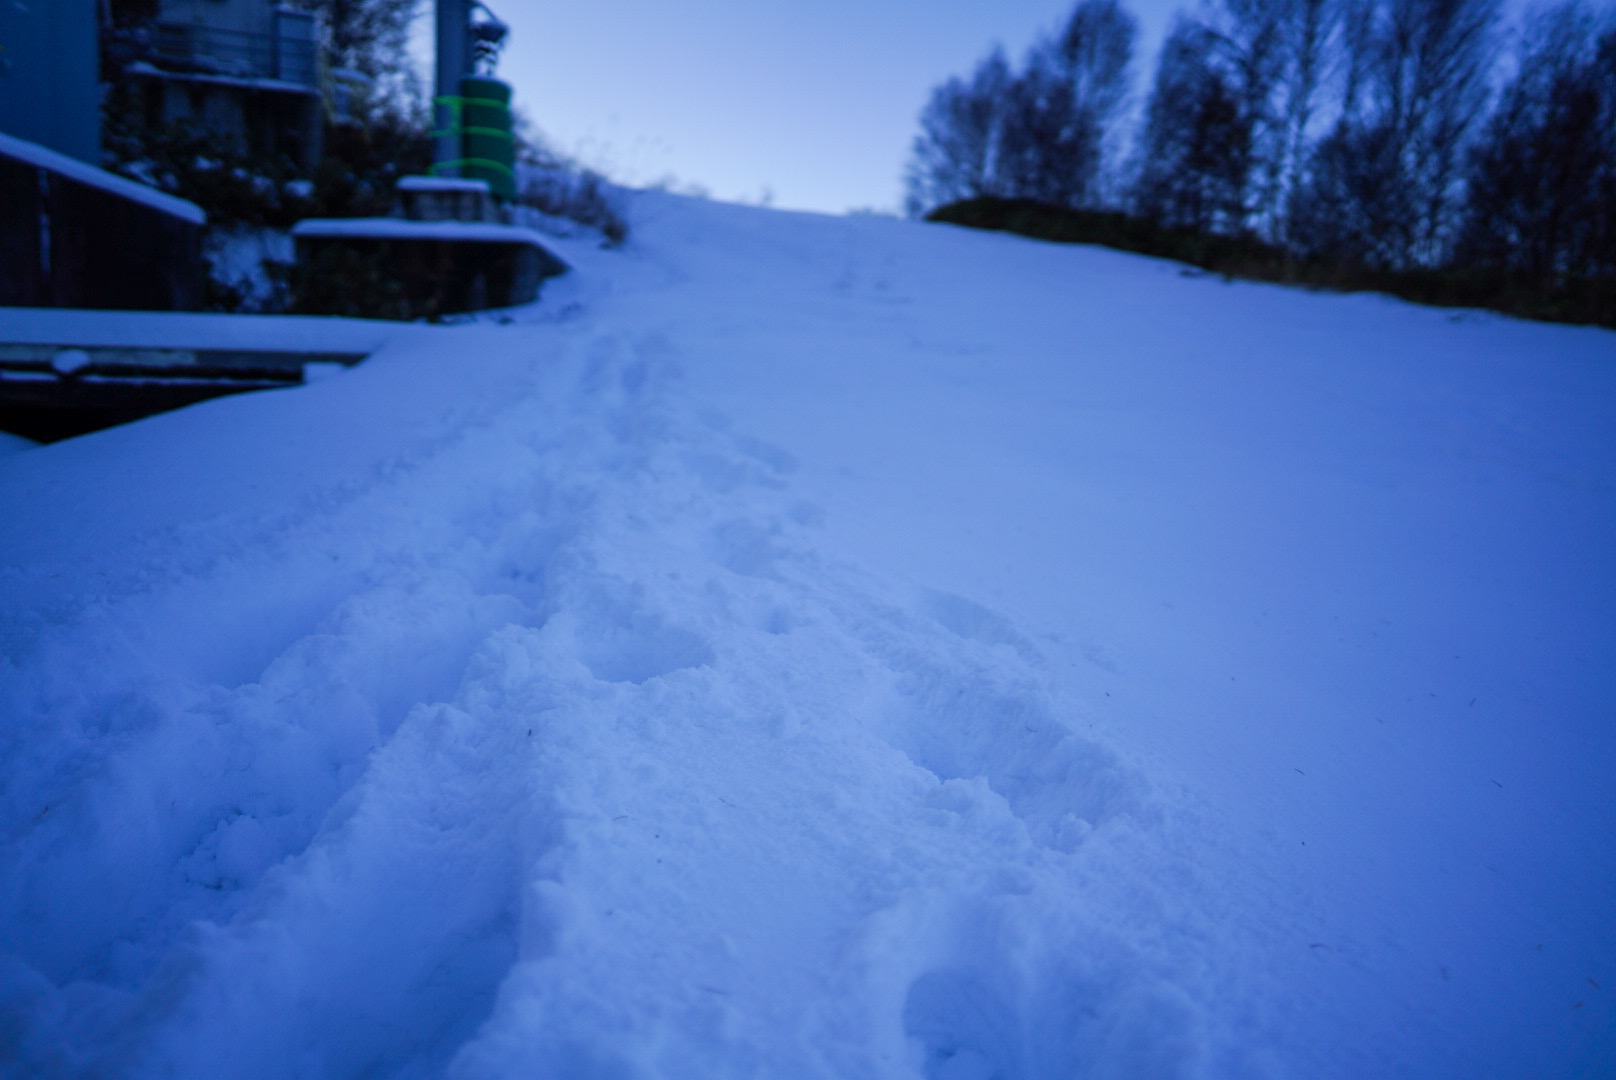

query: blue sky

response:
[448,0,1184,214]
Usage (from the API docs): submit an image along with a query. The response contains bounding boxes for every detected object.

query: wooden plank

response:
[0,374,299,442]
[0,343,367,371]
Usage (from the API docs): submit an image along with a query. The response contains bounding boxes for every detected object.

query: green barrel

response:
[459,76,515,200]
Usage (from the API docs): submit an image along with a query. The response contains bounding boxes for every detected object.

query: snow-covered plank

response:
[291,216,557,247]
[396,175,492,194]
[0,131,205,225]
[0,307,411,356]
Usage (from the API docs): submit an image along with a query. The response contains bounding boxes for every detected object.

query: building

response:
[0,0,102,165]
[1,0,209,312]
[112,0,324,169]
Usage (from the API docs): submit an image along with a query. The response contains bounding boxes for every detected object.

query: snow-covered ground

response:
[2,193,1613,1079]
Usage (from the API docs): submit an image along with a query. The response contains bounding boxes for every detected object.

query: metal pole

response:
[433,0,470,173]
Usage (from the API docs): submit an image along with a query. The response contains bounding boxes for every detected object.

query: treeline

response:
[905,0,1616,325]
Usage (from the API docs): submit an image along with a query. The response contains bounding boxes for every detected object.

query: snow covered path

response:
[2,195,1614,1078]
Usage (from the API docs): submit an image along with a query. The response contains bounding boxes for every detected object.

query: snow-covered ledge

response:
[0,131,204,226]
[290,215,568,318]
[395,174,499,223]
[290,217,552,246]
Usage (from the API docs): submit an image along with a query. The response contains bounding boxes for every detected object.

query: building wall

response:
[0,0,100,164]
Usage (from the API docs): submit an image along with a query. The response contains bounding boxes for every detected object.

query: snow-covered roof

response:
[291,217,555,248]
[0,131,206,225]
[396,175,491,194]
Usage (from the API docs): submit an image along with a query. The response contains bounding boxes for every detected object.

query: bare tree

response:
[316,0,424,111]
[1338,0,1380,119]
[1459,5,1616,281]
[904,49,1014,215]
[1133,0,1330,239]
[320,0,417,74]
[1594,29,1616,279]
[1276,0,1337,237]
[1291,0,1501,267]
[997,47,1104,206]
[1288,118,1417,266]
[904,0,1138,215]
[1200,0,1290,233]
[1132,16,1255,232]
[1052,0,1139,202]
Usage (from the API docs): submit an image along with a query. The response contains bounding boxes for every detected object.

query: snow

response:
[291,218,559,249]
[1,191,1613,1079]
[0,131,207,226]
[397,176,494,194]
[0,431,38,457]
[47,350,92,375]
[0,307,404,356]
[205,226,295,313]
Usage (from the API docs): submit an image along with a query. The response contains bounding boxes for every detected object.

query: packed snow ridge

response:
[1,193,1613,1079]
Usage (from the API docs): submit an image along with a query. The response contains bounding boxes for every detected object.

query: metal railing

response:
[148,22,317,88]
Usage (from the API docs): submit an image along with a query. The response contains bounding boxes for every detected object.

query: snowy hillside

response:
[1,193,1613,1079]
